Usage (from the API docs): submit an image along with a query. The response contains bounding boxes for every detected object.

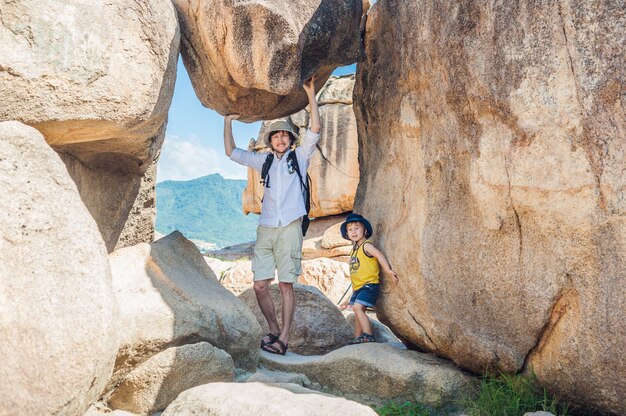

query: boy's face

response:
[346,222,365,242]
[270,130,291,155]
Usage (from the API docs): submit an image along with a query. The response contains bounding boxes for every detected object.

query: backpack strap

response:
[288,151,311,236]
[260,153,274,188]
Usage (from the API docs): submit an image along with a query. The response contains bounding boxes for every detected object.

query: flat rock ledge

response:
[162,382,377,415]
[260,343,477,409]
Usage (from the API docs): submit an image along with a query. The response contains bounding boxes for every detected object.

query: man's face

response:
[270,130,291,155]
[347,222,365,242]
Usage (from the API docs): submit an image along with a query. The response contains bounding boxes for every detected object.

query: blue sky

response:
[157,58,356,183]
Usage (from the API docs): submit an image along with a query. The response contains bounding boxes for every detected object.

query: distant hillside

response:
[156,174,258,249]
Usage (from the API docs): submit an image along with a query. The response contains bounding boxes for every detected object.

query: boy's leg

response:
[352,303,373,335]
[353,311,363,337]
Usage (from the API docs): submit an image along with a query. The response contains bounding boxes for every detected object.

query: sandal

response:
[262,339,288,355]
[260,332,280,348]
[350,333,376,344]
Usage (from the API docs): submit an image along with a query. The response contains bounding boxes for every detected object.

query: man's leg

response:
[277,282,295,346]
[254,279,280,342]
[252,225,281,345]
[265,220,302,353]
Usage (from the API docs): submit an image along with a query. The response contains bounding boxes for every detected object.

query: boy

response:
[340,213,398,344]
[223,77,320,355]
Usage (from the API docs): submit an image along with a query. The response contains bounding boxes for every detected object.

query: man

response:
[223,77,321,355]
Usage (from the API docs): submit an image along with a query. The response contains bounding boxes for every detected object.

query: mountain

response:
[155,174,258,249]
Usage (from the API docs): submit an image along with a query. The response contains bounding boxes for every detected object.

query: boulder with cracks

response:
[173,0,363,121]
[354,1,625,413]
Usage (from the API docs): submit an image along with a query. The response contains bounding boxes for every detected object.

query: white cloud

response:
[156,134,248,182]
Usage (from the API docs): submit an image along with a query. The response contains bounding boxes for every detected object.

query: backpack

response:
[260,151,312,236]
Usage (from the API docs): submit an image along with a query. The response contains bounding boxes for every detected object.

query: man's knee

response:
[278,282,293,295]
[253,280,271,295]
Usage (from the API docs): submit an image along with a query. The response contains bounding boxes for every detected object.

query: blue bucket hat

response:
[340,213,373,240]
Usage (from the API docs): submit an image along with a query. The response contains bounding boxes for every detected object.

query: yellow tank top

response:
[349,240,380,291]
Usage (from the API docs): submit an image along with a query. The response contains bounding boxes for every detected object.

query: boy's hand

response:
[387,270,399,284]
[338,300,351,311]
[303,76,316,95]
[225,114,240,122]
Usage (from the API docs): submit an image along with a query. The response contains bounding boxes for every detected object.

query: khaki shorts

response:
[252,219,303,283]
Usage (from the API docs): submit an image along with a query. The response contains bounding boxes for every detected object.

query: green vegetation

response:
[374,401,432,416]
[156,174,258,249]
[463,372,569,416]
[373,372,568,416]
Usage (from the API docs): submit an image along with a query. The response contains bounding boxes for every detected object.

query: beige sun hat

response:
[263,119,298,148]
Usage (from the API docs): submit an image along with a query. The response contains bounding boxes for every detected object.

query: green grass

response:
[463,371,569,416]
[374,401,432,416]
[374,372,568,416]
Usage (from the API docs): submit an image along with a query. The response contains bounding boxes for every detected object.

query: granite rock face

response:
[0,121,118,416]
[173,0,362,122]
[114,160,158,251]
[354,1,625,414]
[243,75,359,217]
[0,0,178,251]
[0,0,179,174]
[108,231,262,384]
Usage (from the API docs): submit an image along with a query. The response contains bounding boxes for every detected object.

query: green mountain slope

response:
[156,174,258,248]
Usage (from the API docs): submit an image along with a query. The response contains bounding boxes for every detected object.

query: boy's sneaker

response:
[349,333,376,344]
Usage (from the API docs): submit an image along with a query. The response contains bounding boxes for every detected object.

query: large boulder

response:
[108,231,262,384]
[0,0,179,174]
[0,0,179,251]
[239,284,353,355]
[162,382,377,415]
[260,343,476,409]
[243,75,359,217]
[173,0,362,122]
[109,342,234,415]
[0,121,118,416]
[354,1,625,414]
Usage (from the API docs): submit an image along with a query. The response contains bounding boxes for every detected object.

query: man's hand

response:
[303,76,320,133]
[223,115,240,157]
[303,76,316,96]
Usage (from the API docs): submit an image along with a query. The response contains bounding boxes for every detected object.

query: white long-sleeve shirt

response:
[230,129,320,228]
